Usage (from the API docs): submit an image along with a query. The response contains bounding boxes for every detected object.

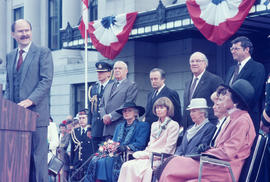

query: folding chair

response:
[198,132,269,182]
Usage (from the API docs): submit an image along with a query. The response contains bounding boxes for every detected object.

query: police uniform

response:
[88,61,113,152]
[70,125,92,180]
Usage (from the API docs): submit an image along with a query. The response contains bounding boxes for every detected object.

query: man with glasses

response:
[225,36,265,132]
[182,52,223,130]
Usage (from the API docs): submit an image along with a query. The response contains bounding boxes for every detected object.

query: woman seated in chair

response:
[118,97,181,182]
[159,79,256,182]
[175,98,216,156]
[84,102,150,182]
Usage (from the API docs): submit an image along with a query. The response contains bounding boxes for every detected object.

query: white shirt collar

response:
[19,42,32,53]
[156,84,165,95]
[101,79,110,87]
[238,56,250,73]
[193,70,205,81]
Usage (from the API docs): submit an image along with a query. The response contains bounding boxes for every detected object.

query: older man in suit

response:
[100,61,137,138]
[145,68,182,126]
[5,19,53,182]
[225,36,265,132]
[182,52,223,130]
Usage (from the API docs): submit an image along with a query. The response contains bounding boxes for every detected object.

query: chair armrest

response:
[123,150,134,161]
[151,152,173,169]
[198,155,236,182]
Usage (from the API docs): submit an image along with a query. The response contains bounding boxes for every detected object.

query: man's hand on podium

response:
[18,99,33,108]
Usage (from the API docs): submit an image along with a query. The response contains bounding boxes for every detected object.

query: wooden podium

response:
[0,85,38,182]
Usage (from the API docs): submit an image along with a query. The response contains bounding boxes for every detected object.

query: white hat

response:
[187,98,208,110]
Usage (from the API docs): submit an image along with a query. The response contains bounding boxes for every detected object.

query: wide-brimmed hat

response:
[221,79,254,108]
[187,98,209,110]
[116,102,145,116]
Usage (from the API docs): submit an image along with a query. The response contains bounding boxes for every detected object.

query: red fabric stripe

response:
[88,12,138,60]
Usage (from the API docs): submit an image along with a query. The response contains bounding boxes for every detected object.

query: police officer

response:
[70,109,92,180]
[88,61,113,152]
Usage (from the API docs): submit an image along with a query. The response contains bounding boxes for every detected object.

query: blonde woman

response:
[118,97,181,182]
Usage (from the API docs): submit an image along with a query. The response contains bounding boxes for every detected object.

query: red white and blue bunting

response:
[78,0,89,39]
[88,12,138,60]
[186,0,256,45]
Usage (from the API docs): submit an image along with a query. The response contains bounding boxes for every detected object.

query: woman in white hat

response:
[159,79,256,182]
[175,98,216,156]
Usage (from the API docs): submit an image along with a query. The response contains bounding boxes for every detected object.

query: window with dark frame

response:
[89,0,98,21]
[48,0,62,50]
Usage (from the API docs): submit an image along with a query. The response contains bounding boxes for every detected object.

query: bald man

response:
[182,52,223,130]
[100,61,138,138]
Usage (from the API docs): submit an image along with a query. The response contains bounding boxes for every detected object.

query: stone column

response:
[24,0,41,45]
[0,0,7,66]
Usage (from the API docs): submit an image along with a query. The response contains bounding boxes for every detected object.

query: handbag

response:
[48,154,64,175]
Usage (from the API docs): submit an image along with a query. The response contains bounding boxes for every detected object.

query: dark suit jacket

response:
[183,71,223,130]
[70,127,93,168]
[100,79,138,136]
[225,59,265,132]
[5,43,54,127]
[145,86,182,126]
[175,121,216,155]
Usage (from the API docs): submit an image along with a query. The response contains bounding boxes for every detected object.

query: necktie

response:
[100,85,104,96]
[231,63,241,85]
[16,49,24,71]
[152,90,158,98]
[82,129,86,136]
[111,81,119,95]
[189,77,198,100]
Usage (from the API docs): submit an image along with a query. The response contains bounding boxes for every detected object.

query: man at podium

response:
[5,19,54,182]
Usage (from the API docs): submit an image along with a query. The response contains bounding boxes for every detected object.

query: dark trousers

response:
[29,126,48,182]
[91,137,103,153]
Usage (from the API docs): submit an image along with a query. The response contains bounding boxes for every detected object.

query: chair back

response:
[239,132,269,182]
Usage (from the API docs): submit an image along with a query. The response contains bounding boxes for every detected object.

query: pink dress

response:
[118,119,180,182]
[160,109,256,182]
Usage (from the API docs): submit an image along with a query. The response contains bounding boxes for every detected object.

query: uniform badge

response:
[98,64,102,69]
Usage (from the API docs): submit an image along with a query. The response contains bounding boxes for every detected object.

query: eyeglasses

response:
[230,47,242,51]
[190,59,204,63]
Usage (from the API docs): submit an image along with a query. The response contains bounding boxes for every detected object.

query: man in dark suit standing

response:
[5,19,53,182]
[182,52,223,130]
[225,36,265,132]
[88,61,113,152]
[145,68,182,126]
[100,61,138,139]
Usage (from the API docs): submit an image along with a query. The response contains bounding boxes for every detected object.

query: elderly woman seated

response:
[84,102,150,182]
[175,98,216,156]
[118,97,181,182]
[159,79,256,182]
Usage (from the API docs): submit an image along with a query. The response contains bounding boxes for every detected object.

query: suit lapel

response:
[238,59,252,79]
[110,79,126,98]
[192,71,207,98]
[7,50,17,89]
[103,80,114,104]
[215,116,231,146]
[20,43,37,86]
